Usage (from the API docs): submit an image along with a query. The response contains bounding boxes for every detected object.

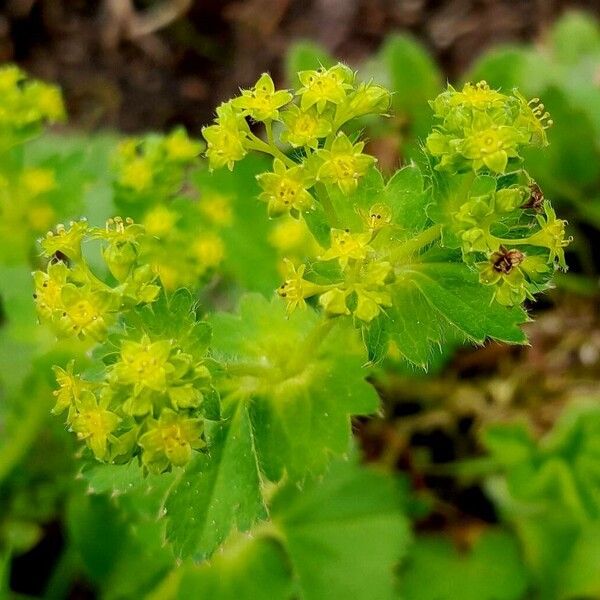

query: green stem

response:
[315,182,340,228]
[246,132,295,168]
[390,224,442,263]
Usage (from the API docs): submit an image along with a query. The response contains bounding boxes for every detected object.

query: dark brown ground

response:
[1,0,599,133]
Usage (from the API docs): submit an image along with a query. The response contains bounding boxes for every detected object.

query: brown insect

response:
[523,182,544,211]
[491,246,525,274]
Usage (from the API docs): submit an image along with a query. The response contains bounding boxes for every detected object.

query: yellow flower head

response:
[257,158,315,217]
[202,102,249,171]
[280,104,332,148]
[320,228,372,268]
[297,64,354,113]
[276,259,323,313]
[70,394,120,461]
[192,233,225,268]
[139,409,204,473]
[199,193,233,227]
[232,73,292,122]
[21,168,56,197]
[316,132,376,194]
[112,335,173,394]
[40,220,88,260]
[33,260,69,320]
[163,128,203,161]
[143,205,178,236]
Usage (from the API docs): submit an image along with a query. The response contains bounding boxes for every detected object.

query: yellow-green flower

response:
[52,362,88,415]
[319,287,351,315]
[316,133,376,194]
[21,168,56,197]
[320,228,371,268]
[354,288,392,322]
[280,105,332,148]
[40,220,88,260]
[202,102,249,170]
[60,284,116,341]
[297,64,354,113]
[33,261,69,320]
[527,202,571,269]
[257,158,315,217]
[139,409,204,473]
[119,157,153,192]
[346,82,391,118]
[459,126,520,173]
[232,73,292,121]
[70,393,120,461]
[276,259,325,313]
[192,234,225,269]
[448,81,506,112]
[163,128,203,161]
[112,335,173,394]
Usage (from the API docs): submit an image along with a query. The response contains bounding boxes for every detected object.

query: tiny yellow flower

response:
[257,158,315,217]
[232,73,292,122]
[527,202,571,269]
[318,287,351,316]
[112,335,173,394]
[199,193,233,227]
[33,261,69,320]
[70,393,120,461]
[60,284,115,340]
[143,205,178,236]
[297,64,354,113]
[163,128,203,161]
[40,220,88,260]
[280,105,332,148]
[316,133,376,194]
[139,409,204,473]
[119,157,153,192]
[320,228,371,268]
[21,168,56,196]
[202,102,249,171]
[192,233,225,268]
[276,259,324,313]
[52,362,88,415]
[449,81,506,112]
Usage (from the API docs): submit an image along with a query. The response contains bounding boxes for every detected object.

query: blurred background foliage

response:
[0,1,600,598]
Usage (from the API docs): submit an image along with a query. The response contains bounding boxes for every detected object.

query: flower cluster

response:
[34,218,159,340]
[426,81,552,174]
[35,219,216,472]
[113,128,203,209]
[202,66,388,204]
[110,130,229,291]
[0,65,65,146]
[426,84,570,305]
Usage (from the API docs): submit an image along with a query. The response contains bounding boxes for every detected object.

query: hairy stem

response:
[390,223,442,263]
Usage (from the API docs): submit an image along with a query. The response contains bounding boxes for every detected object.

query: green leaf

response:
[407,261,528,344]
[164,401,266,559]
[270,459,410,600]
[400,529,529,600]
[176,537,292,600]
[209,295,380,480]
[559,521,600,599]
[384,164,429,235]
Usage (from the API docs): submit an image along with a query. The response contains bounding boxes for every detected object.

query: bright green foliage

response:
[209,294,379,481]
[400,529,529,600]
[169,459,410,600]
[482,404,600,598]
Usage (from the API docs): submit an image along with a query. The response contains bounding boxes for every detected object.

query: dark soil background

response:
[1,0,599,133]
